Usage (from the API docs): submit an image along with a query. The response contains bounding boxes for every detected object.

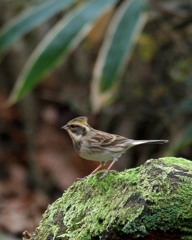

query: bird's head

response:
[61,116,91,141]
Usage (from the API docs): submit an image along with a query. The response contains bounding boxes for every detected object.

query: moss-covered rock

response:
[29,157,192,240]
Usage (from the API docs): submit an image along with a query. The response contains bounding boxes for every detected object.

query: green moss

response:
[160,157,192,170]
[31,157,192,240]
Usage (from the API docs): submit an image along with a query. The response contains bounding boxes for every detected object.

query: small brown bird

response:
[61,116,168,179]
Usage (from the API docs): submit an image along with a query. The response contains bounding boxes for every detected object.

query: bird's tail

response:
[131,139,168,147]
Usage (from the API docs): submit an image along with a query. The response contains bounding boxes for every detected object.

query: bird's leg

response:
[90,161,105,175]
[100,158,118,179]
[78,162,106,180]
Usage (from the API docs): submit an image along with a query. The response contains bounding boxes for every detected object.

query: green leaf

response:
[166,122,192,155]
[91,0,148,112]
[9,0,117,104]
[178,123,192,149]
[173,98,192,118]
[0,0,78,54]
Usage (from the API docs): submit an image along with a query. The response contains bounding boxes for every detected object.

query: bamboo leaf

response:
[0,0,78,54]
[9,0,117,103]
[91,0,148,112]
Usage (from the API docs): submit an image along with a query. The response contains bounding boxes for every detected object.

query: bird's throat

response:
[73,140,82,153]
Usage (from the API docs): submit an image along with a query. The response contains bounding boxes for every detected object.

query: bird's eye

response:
[71,124,75,129]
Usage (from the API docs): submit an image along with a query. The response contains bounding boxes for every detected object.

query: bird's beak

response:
[61,125,68,130]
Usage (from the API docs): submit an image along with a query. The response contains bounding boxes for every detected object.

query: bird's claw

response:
[99,170,117,179]
[99,171,109,179]
[77,170,117,180]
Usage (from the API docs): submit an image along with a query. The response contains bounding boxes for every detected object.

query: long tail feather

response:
[131,139,168,146]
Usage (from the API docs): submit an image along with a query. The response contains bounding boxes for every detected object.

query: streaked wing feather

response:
[101,135,127,147]
[100,135,116,146]
[89,131,128,149]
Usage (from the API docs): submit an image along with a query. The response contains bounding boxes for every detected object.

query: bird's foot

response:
[78,170,117,180]
[77,176,89,181]
[77,172,95,181]
[99,170,117,179]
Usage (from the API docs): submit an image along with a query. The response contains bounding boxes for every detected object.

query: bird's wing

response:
[90,131,128,148]
[101,135,128,147]
[100,135,119,146]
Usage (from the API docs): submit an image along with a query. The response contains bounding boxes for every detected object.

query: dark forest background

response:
[0,0,192,239]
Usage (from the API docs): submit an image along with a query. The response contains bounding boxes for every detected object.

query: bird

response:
[61,116,168,179]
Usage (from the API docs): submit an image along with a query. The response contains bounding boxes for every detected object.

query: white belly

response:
[79,150,121,162]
